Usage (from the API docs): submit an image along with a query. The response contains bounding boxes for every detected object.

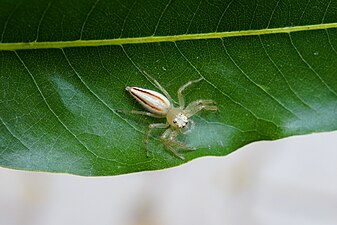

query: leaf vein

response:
[249,0,259,30]
[0,116,30,157]
[174,41,279,129]
[14,51,121,165]
[321,0,332,24]
[61,49,145,137]
[1,23,337,50]
[215,0,235,32]
[35,0,53,42]
[80,0,100,40]
[298,0,311,24]
[258,35,316,113]
[1,1,21,43]
[325,29,337,55]
[153,0,173,36]
[221,38,299,120]
[119,0,137,38]
[186,0,202,34]
[267,0,281,28]
[288,33,337,97]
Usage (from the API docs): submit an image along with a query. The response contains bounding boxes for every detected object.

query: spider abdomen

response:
[126,87,171,115]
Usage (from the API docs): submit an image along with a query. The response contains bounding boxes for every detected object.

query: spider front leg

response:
[145,123,169,157]
[178,76,204,108]
[185,100,218,117]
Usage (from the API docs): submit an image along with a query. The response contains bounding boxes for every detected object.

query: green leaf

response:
[0,0,337,176]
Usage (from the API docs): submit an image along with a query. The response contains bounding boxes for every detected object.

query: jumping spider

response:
[123,73,217,159]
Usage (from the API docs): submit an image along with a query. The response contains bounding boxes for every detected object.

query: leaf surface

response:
[0,0,337,176]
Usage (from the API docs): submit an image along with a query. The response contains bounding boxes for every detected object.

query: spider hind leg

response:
[145,123,169,157]
[161,129,196,160]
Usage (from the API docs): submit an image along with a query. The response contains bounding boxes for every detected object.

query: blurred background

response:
[0,131,337,225]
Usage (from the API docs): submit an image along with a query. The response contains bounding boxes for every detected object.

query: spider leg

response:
[168,130,196,151]
[185,103,218,117]
[161,129,196,159]
[166,145,185,160]
[145,123,169,157]
[161,129,185,159]
[177,76,204,108]
[143,71,174,105]
[185,99,216,112]
[117,110,164,118]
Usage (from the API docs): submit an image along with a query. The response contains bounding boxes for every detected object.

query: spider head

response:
[173,113,189,128]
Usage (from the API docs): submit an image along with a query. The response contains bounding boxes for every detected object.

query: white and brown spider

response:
[123,73,217,159]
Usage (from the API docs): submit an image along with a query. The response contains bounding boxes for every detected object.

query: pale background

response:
[1,131,337,225]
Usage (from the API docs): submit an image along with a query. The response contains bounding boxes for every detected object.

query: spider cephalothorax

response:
[172,113,188,128]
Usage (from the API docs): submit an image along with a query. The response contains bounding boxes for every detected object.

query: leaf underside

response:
[0,0,336,176]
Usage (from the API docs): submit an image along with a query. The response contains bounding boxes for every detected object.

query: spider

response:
[123,73,217,159]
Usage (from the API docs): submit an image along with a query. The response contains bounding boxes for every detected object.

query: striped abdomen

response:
[126,87,171,115]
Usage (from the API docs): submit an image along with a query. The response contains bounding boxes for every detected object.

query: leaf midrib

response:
[1,23,337,51]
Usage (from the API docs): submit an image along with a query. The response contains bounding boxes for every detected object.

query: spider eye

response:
[173,120,177,123]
